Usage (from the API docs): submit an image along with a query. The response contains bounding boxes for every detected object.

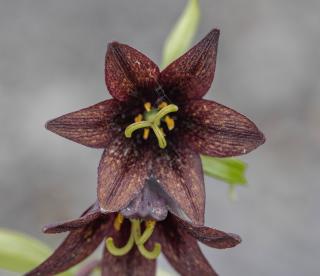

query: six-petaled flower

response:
[45,29,265,226]
[26,183,241,276]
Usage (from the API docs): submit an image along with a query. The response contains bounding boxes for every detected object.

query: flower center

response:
[106,213,161,260]
[124,101,178,149]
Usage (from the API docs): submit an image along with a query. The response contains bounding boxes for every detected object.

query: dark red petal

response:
[25,214,114,276]
[46,100,123,148]
[180,99,265,157]
[173,216,241,249]
[98,136,151,213]
[43,203,103,234]
[105,42,160,102]
[156,215,217,276]
[76,260,101,276]
[160,29,220,100]
[102,221,156,276]
[152,144,205,226]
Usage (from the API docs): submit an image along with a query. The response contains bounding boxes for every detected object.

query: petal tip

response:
[206,28,220,45]
[229,233,242,245]
[42,224,54,234]
[45,119,54,131]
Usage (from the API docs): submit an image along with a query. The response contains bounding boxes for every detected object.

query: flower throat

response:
[125,101,178,149]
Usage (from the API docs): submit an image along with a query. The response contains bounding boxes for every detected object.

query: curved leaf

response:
[201,156,247,185]
[0,228,72,275]
[161,0,200,68]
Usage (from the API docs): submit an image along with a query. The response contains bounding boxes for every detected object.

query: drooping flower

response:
[26,183,241,276]
[46,29,265,225]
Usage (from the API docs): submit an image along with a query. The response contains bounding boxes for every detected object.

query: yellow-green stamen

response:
[124,102,178,149]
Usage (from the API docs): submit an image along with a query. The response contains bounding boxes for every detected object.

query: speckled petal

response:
[25,214,114,276]
[102,220,156,276]
[181,99,265,157]
[43,202,103,234]
[98,137,150,213]
[152,144,205,226]
[174,216,241,249]
[46,100,123,148]
[160,29,220,101]
[105,42,160,102]
[156,215,217,276]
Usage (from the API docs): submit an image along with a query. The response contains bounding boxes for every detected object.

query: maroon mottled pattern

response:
[156,215,218,276]
[46,100,123,148]
[180,99,265,157]
[43,203,105,234]
[102,220,156,276]
[152,143,205,225]
[105,42,160,102]
[98,137,151,213]
[25,215,114,276]
[160,29,219,101]
[174,216,241,249]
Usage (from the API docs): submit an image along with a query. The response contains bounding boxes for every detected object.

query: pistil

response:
[106,216,161,260]
[125,102,178,149]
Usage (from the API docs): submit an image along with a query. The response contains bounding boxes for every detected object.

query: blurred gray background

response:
[0,0,319,275]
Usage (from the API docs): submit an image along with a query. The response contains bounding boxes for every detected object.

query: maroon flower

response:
[26,193,241,276]
[46,29,265,225]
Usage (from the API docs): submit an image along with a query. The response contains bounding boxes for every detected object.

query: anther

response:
[134,114,143,123]
[144,102,151,112]
[143,128,150,140]
[158,102,168,109]
[164,116,175,130]
[113,213,124,232]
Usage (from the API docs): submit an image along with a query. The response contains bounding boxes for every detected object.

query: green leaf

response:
[201,156,247,185]
[0,228,73,275]
[161,0,200,68]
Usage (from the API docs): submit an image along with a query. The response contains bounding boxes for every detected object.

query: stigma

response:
[125,101,178,149]
[106,213,161,260]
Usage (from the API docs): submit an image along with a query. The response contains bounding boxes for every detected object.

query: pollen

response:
[164,115,175,130]
[158,102,168,109]
[113,213,124,231]
[134,114,143,123]
[144,102,151,112]
[143,128,150,140]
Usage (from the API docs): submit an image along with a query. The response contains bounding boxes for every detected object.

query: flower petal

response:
[98,136,150,213]
[160,29,220,101]
[105,42,160,102]
[25,214,114,276]
[46,99,124,148]
[152,144,205,226]
[156,215,217,276]
[174,216,241,249]
[43,202,103,234]
[181,99,265,157]
[76,260,101,276]
[102,221,156,276]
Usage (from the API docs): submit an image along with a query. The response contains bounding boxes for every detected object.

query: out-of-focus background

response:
[0,0,319,275]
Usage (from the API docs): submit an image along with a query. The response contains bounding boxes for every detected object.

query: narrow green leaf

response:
[161,0,200,68]
[0,228,73,275]
[201,156,247,185]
